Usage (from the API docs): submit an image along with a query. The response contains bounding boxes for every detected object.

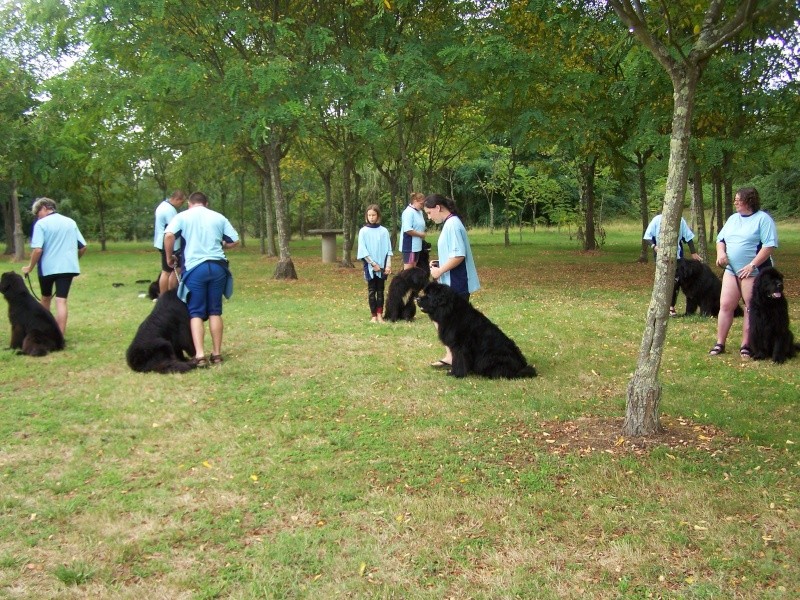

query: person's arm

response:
[738,247,775,278]
[715,241,728,268]
[21,248,43,275]
[430,256,464,280]
[686,240,700,261]
[164,232,177,267]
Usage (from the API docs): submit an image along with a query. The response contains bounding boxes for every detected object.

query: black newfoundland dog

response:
[416,282,537,379]
[748,267,798,363]
[126,289,196,373]
[384,242,431,322]
[0,271,65,357]
[675,258,743,317]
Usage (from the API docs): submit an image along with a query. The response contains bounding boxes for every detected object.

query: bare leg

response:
[158,270,171,295]
[209,315,223,357]
[190,317,206,358]
[738,276,755,348]
[167,270,179,291]
[716,273,741,346]
[54,297,68,335]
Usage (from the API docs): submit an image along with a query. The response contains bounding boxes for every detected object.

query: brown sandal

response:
[210,354,223,364]
[191,356,209,368]
[708,343,725,356]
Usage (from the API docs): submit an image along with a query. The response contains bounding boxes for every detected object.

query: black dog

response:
[126,289,196,373]
[0,271,65,357]
[748,267,798,363]
[676,258,743,317]
[416,282,537,379]
[147,279,160,300]
[384,241,431,322]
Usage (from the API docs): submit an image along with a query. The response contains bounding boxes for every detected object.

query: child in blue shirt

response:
[357,204,393,322]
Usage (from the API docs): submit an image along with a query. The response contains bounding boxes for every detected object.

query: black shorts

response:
[160,247,174,273]
[39,274,77,298]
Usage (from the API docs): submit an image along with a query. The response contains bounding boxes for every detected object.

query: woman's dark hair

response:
[423,194,458,214]
[736,187,760,212]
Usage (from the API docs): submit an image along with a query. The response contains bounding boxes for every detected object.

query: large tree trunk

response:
[266,140,297,280]
[625,67,699,437]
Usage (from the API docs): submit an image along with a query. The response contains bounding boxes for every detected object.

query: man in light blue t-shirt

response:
[154,190,186,295]
[164,191,239,367]
[22,197,87,335]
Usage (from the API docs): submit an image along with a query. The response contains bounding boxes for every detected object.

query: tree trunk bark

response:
[266,140,297,280]
[691,164,708,263]
[11,181,25,261]
[625,66,698,437]
[636,151,650,263]
[339,154,355,268]
[581,157,597,251]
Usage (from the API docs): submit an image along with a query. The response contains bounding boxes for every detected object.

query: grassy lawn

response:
[1,221,798,599]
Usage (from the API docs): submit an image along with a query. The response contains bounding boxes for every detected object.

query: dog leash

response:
[24,272,41,301]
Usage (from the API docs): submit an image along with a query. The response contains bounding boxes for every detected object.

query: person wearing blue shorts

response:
[163,191,239,367]
[22,197,87,335]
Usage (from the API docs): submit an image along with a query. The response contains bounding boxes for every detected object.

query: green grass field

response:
[1,221,798,599]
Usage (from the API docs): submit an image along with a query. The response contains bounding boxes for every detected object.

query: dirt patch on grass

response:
[533,415,737,457]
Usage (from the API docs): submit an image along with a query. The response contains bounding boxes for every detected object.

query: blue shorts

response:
[183,261,227,320]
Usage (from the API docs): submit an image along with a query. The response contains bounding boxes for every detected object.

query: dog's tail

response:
[518,364,538,378]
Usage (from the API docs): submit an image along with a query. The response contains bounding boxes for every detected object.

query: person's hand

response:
[385,267,392,276]
[21,265,31,275]
[737,263,757,280]
[690,253,701,261]
[716,253,728,268]
[430,266,442,280]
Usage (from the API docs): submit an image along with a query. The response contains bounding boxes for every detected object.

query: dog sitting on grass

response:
[126,289,196,373]
[748,267,798,363]
[0,271,65,357]
[416,281,537,379]
[384,241,431,322]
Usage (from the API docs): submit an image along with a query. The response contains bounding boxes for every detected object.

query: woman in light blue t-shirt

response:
[710,187,778,359]
[423,194,480,368]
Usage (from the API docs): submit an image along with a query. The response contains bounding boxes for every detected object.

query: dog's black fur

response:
[147,279,160,300]
[384,242,431,322]
[126,289,196,373]
[0,271,65,357]
[416,281,537,379]
[675,258,743,317]
[748,267,798,363]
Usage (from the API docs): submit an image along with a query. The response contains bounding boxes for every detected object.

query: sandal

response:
[430,359,452,369]
[190,356,209,368]
[740,345,752,360]
[669,307,678,317]
[708,343,725,356]
[210,354,223,365]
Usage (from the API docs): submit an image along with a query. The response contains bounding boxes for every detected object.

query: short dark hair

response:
[188,191,209,206]
[736,187,760,212]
